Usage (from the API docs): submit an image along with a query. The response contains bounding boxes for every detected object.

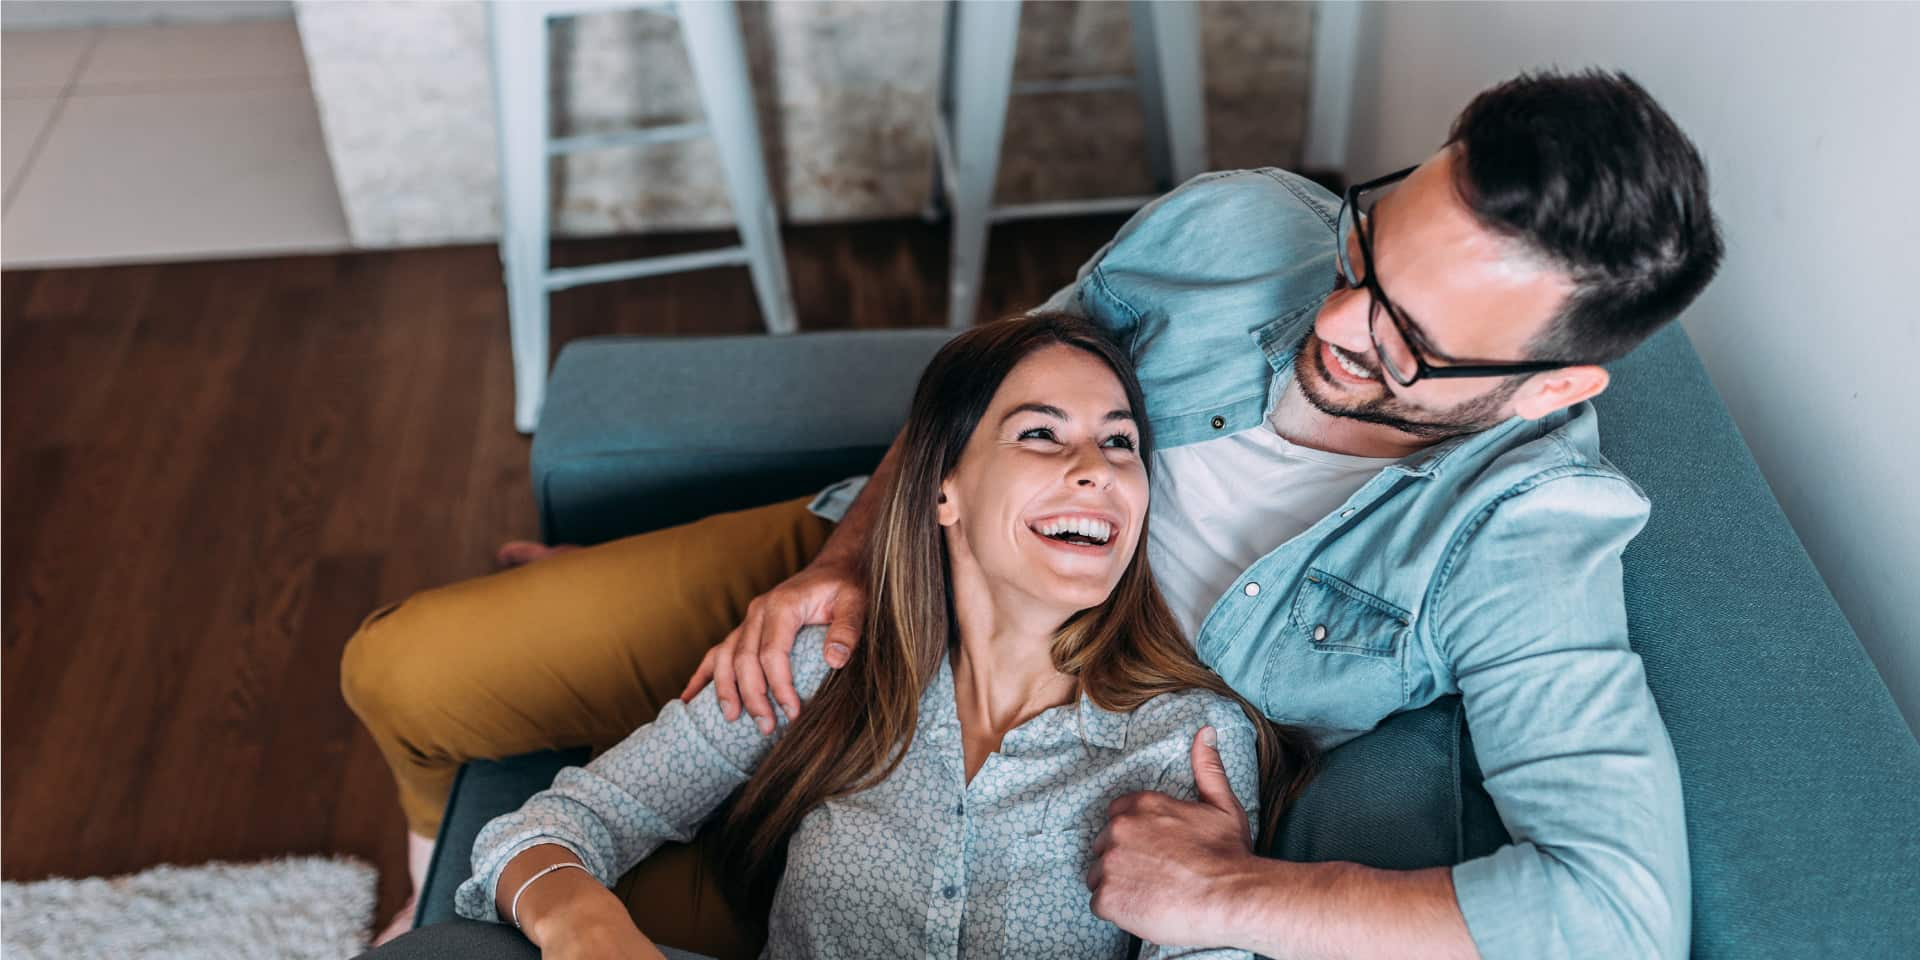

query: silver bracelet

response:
[508,860,591,930]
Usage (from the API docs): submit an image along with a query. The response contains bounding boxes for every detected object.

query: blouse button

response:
[1312,624,1329,641]
[942,885,959,899]
[1243,582,1260,597]
[1211,415,1226,429]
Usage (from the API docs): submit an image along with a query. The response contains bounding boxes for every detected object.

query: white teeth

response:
[1330,345,1377,380]
[1033,517,1112,544]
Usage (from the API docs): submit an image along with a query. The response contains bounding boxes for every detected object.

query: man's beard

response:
[1292,334,1521,441]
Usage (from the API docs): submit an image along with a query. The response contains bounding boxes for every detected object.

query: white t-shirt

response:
[1147,404,1403,643]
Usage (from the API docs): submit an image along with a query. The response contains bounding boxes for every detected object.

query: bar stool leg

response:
[1139,0,1207,184]
[924,0,959,223]
[490,2,554,433]
[1129,0,1173,191]
[681,0,797,335]
[945,0,1021,329]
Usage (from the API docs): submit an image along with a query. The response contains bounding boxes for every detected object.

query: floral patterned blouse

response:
[454,625,1259,959]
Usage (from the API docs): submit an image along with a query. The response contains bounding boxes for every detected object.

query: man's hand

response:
[1086,727,1270,949]
[678,557,867,733]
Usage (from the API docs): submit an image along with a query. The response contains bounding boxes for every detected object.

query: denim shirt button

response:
[1312,624,1328,641]
[1340,508,1356,518]
[1243,582,1260,597]
[1211,415,1226,429]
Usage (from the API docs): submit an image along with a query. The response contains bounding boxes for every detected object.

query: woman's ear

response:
[936,485,958,527]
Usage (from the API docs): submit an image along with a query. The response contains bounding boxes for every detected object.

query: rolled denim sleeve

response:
[1432,472,1688,960]
[453,625,835,923]
[1037,170,1341,346]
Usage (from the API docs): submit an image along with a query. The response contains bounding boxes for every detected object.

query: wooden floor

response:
[0,215,1123,928]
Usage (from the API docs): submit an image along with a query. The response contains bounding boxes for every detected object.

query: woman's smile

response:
[1024,511,1123,557]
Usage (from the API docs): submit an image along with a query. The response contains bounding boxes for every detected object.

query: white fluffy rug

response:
[3,855,377,959]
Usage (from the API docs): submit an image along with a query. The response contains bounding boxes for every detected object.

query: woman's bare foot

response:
[370,831,437,946]
[495,540,581,569]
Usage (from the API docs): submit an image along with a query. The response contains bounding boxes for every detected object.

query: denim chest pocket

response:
[1260,569,1412,733]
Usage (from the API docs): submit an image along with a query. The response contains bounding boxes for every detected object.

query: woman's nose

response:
[1068,444,1114,488]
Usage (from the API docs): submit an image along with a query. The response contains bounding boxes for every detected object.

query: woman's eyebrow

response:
[999,403,1135,426]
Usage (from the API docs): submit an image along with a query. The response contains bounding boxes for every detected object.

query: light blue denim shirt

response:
[455,626,1262,960]
[812,169,1688,959]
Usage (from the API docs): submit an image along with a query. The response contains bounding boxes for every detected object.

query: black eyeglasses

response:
[1335,166,1585,387]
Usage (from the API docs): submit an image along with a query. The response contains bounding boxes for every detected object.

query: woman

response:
[452,314,1314,958]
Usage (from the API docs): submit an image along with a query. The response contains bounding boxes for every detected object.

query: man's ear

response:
[1512,365,1610,420]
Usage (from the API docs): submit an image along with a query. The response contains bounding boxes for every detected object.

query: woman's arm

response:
[492,842,666,958]
[453,625,838,926]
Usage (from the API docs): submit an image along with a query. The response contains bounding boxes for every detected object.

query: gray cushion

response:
[532,329,957,543]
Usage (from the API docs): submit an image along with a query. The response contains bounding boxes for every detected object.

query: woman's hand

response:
[679,555,868,733]
[527,881,669,960]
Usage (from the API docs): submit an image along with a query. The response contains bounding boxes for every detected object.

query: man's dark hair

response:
[1448,69,1724,364]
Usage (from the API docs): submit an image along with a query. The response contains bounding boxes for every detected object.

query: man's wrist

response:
[1211,854,1297,949]
[809,536,861,572]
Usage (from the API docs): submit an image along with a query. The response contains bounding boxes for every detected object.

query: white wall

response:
[1338,1,1919,738]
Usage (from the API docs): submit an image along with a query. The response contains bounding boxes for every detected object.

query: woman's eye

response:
[1018,427,1058,442]
[1103,434,1138,451]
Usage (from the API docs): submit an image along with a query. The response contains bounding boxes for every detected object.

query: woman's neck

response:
[951,633,1075,732]
[949,593,1076,782]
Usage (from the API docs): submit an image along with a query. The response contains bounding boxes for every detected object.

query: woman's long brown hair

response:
[718,313,1316,917]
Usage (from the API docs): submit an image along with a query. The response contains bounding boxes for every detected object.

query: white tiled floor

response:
[1,20,351,269]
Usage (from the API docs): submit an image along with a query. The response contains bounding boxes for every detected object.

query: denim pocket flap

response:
[1289,569,1411,658]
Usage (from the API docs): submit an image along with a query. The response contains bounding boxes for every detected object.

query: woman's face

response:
[936,344,1149,621]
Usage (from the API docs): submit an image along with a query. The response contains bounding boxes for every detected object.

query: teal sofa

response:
[398,323,1920,957]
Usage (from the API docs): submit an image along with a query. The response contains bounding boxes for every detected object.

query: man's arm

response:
[1428,473,1688,959]
[1092,782,1477,959]
[680,433,900,729]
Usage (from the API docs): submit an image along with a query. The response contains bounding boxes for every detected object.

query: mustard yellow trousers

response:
[340,495,833,958]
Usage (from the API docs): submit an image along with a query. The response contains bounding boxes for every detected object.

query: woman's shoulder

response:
[1123,686,1258,746]
[788,624,835,699]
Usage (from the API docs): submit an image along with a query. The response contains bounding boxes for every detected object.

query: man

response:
[347,69,1720,958]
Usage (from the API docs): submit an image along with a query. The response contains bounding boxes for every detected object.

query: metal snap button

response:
[1243,582,1260,597]
[1211,415,1226,429]
[1312,624,1328,641]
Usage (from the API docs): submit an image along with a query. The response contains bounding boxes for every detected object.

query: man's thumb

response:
[1190,726,1240,814]
[823,615,861,669]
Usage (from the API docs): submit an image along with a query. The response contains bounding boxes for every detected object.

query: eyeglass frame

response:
[1334,165,1589,387]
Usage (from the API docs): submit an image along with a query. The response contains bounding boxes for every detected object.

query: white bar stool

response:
[930,0,1207,329]
[490,0,797,433]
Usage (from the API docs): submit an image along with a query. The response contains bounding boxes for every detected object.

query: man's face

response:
[1297,148,1576,441]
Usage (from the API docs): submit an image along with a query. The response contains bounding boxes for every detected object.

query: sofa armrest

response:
[531,329,957,544]
[1589,324,1920,955]
[416,748,591,929]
